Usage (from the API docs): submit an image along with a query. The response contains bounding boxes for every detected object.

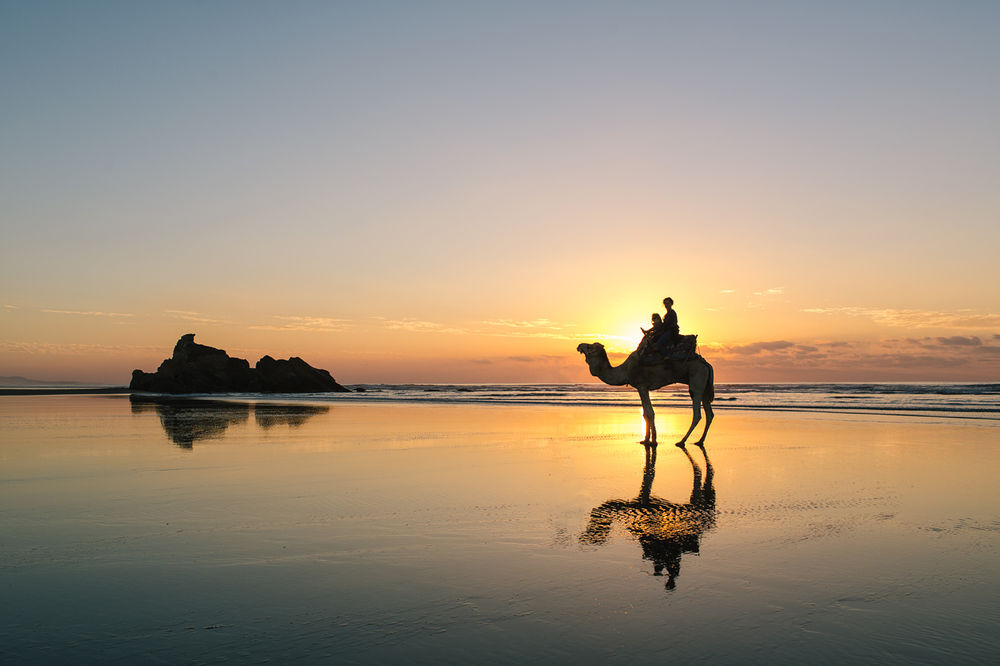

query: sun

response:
[603,321,646,355]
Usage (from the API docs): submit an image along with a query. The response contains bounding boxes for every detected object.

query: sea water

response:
[121,383,1000,419]
[2,393,998,663]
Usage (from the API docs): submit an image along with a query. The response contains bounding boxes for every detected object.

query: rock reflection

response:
[581,444,716,590]
[254,404,329,429]
[129,396,328,448]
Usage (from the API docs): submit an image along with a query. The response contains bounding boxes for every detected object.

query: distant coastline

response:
[0,375,129,395]
[0,387,129,395]
[0,375,91,387]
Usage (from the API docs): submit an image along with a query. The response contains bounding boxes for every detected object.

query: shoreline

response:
[1,387,998,422]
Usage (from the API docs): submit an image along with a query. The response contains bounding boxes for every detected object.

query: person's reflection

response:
[130,396,328,449]
[580,444,716,590]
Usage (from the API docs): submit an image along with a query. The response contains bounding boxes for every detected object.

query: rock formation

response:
[255,355,346,393]
[130,334,350,394]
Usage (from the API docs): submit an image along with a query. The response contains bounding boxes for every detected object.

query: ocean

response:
[6,382,999,418]
[3,389,999,662]
[196,382,1000,419]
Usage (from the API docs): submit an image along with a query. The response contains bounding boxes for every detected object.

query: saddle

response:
[640,334,698,364]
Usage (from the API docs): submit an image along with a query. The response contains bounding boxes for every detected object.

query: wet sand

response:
[1,395,997,664]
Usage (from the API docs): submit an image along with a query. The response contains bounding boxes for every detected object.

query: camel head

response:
[577,342,607,358]
[578,342,620,383]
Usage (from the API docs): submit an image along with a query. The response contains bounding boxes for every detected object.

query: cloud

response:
[250,316,352,332]
[723,340,797,355]
[382,319,467,334]
[477,319,590,341]
[936,336,982,347]
[803,307,1000,329]
[494,329,582,341]
[707,334,1000,379]
[0,340,157,354]
[719,289,736,294]
[753,287,785,297]
[482,318,563,330]
[42,309,133,318]
[165,310,231,325]
[375,317,587,341]
[897,335,1000,354]
[505,354,565,363]
[857,352,967,369]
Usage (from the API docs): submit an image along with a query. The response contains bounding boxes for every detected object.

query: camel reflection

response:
[581,444,715,590]
[130,396,328,449]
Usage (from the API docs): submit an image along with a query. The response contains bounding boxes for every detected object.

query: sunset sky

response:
[2,1,998,384]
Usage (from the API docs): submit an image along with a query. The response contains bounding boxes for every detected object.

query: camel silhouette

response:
[577,342,715,445]
[580,443,716,590]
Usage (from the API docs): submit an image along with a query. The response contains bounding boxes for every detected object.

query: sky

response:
[2,1,999,384]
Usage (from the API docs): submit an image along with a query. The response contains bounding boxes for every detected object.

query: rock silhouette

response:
[130,334,350,394]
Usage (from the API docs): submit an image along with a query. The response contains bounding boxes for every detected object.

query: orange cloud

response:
[165,310,232,325]
[703,335,1000,381]
[42,309,133,318]
[803,307,1000,329]
[250,316,353,332]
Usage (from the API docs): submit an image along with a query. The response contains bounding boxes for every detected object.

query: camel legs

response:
[638,388,656,444]
[676,392,708,446]
[694,401,714,446]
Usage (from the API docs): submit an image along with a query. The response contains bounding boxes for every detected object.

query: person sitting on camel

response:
[655,297,680,358]
[638,313,664,356]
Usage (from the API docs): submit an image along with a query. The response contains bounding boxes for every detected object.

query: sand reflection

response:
[581,444,716,590]
[129,396,328,448]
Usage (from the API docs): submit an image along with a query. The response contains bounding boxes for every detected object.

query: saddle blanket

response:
[641,334,698,364]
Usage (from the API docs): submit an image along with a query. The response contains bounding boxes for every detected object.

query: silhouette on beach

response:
[130,396,327,448]
[577,343,714,445]
[578,296,715,445]
[580,443,716,591]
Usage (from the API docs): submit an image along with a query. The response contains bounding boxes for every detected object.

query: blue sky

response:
[2,1,999,382]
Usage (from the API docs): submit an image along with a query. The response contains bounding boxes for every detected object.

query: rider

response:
[638,313,664,354]
[655,297,679,357]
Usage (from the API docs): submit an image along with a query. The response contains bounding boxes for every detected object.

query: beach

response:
[1,394,998,664]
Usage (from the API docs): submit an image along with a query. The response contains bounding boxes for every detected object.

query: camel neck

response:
[586,352,632,386]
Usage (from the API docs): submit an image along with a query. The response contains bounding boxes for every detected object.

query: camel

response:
[577,342,715,445]
[580,443,716,590]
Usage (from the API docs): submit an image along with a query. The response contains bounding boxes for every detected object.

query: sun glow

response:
[603,322,646,355]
